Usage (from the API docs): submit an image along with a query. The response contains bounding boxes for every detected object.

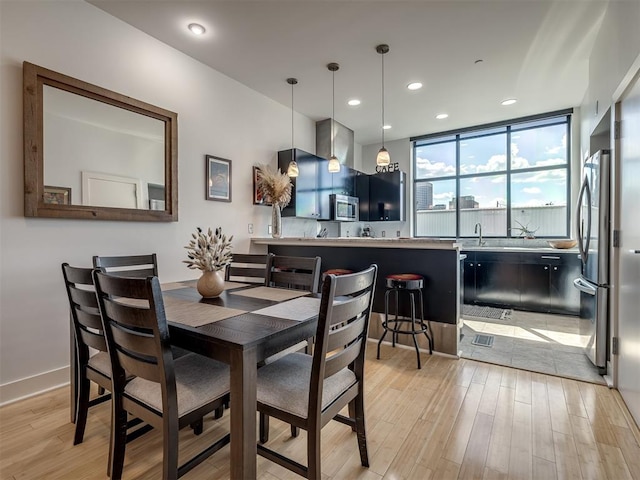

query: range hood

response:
[316,118,354,168]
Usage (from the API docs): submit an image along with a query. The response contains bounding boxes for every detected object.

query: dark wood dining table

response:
[69,280,319,479]
[160,281,319,479]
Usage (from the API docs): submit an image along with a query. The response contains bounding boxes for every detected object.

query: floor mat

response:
[462,304,511,320]
[471,334,494,347]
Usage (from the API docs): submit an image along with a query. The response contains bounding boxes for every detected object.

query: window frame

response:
[412,110,572,239]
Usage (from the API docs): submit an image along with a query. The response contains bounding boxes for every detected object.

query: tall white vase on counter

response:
[271,204,282,238]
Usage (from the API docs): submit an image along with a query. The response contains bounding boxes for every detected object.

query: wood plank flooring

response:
[1,343,639,479]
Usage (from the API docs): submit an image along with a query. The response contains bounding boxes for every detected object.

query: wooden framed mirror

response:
[23,61,178,221]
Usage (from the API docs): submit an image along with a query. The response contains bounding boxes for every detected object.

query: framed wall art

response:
[43,185,71,205]
[252,166,271,206]
[206,155,232,202]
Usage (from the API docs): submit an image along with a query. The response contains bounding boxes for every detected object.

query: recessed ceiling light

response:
[188,23,206,35]
[436,113,449,120]
[347,99,361,106]
[501,98,517,106]
[407,82,423,91]
[383,125,392,130]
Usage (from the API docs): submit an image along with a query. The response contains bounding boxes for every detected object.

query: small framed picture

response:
[206,155,232,202]
[253,166,271,206]
[43,185,71,205]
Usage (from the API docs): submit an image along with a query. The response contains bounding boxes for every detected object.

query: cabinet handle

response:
[554,266,558,271]
[544,266,548,270]
[541,256,560,260]
[469,263,474,267]
[477,263,482,267]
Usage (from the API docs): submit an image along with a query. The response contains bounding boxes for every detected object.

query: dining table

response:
[151,280,320,479]
[69,279,320,479]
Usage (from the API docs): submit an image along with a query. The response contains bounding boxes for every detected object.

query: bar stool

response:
[376,273,433,369]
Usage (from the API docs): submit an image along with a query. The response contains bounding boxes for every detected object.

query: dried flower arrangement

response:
[511,220,539,239]
[255,164,292,208]
[183,227,233,272]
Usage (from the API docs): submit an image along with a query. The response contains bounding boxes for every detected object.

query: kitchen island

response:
[251,237,463,356]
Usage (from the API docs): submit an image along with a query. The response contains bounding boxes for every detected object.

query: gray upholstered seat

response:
[87,351,112,377]
[257,352,356,418]
[126,353,230,416]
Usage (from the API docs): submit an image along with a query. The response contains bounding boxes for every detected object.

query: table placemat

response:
[163,296,247,327]
[161,280,250,292]
[230,286,311,302]
[252,297,321,322]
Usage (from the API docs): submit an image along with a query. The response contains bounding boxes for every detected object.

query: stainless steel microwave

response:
[330,194,359,222]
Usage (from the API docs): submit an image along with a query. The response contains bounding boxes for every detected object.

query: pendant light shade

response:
[376,44,391,167]
[327,62,341,173]
[286,77,299,178]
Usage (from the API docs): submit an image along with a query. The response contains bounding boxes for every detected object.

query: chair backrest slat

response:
[93,254,159,278]
[326,315,366,354]
[224,253,271,284]
[266,255,321,292]
[324,338,363,379]
[308,265,377,417]
[62,263,108,361]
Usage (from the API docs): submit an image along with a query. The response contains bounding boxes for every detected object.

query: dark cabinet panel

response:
[278,149,330,220]
[463,260,477,304]
[475,261,520,307]
[356,173,370,221]
[368,171,406,221]
[520,263,551,310]
[550,263,580,315]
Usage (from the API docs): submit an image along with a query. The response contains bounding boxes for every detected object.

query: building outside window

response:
[412,111,571,239]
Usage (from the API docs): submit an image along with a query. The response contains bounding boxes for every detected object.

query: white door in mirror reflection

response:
[82,171,143,209]
[43,85,164,209]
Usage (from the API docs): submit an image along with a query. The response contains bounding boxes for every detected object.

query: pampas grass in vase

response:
[255,164,292,238]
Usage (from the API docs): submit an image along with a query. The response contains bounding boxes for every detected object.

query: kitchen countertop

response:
[462,246,579,253]
[251,237,461,250]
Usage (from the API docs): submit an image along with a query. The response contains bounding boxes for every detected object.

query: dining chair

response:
[265,254,321,292]
[256,264,378,479]
[92,253,158,277]
[224,252,272,284]
[93,271,231,480]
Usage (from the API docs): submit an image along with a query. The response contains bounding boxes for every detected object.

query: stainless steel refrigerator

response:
[573,149,610,372]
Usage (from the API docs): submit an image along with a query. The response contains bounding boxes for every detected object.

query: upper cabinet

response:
[362,171,406,222]
[278,149,331,220]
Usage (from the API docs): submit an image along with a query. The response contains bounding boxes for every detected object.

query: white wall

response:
[0,1,318,403]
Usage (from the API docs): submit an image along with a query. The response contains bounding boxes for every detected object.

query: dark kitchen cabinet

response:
[462,250,580,315]
[368,171,406,221]
[355,172,370,221]
[278,149,330,220]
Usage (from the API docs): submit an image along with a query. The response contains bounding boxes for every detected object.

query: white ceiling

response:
[89,0,608,146]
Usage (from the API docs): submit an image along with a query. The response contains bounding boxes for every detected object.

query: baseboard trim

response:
[0,366,70,406]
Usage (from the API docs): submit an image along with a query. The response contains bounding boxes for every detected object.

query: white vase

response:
[271,204,282,238]
[196,270,225,298]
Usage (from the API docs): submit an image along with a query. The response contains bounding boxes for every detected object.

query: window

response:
[413,112,571,238]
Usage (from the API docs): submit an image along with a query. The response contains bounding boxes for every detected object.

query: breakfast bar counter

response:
[251,237,463,356]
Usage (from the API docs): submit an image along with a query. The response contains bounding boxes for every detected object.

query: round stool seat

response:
[385,273,423,290]
[324,269,353,276]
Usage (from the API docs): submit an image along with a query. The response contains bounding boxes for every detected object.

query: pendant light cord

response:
[332,68,335,157]
[291,81,294,150]
[381,51,385,148]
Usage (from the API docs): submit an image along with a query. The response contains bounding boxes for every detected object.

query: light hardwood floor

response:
[1,343,639,479]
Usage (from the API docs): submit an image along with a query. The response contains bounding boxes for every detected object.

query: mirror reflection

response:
[43,86,166,210]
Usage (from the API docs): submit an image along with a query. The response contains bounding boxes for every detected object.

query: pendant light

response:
[376,44,390,167]
[327,63,341,173]
[286,77,299,178]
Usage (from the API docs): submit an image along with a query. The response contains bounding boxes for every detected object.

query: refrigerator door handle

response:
[576,176,591,264]
[573,277,597,295]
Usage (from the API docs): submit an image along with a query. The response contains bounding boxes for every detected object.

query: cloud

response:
[535,158,565,167]
[523,187,541,194]
[416,156,455,177]
[476,154,507,173]
[433,192,454,200]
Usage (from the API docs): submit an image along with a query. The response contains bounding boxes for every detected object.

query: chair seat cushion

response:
[386,273,423,281]
[87,351,112,377]
[124,353,230,416]
[257,352,356,418]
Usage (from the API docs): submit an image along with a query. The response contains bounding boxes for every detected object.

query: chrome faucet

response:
[474,223,485,246]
